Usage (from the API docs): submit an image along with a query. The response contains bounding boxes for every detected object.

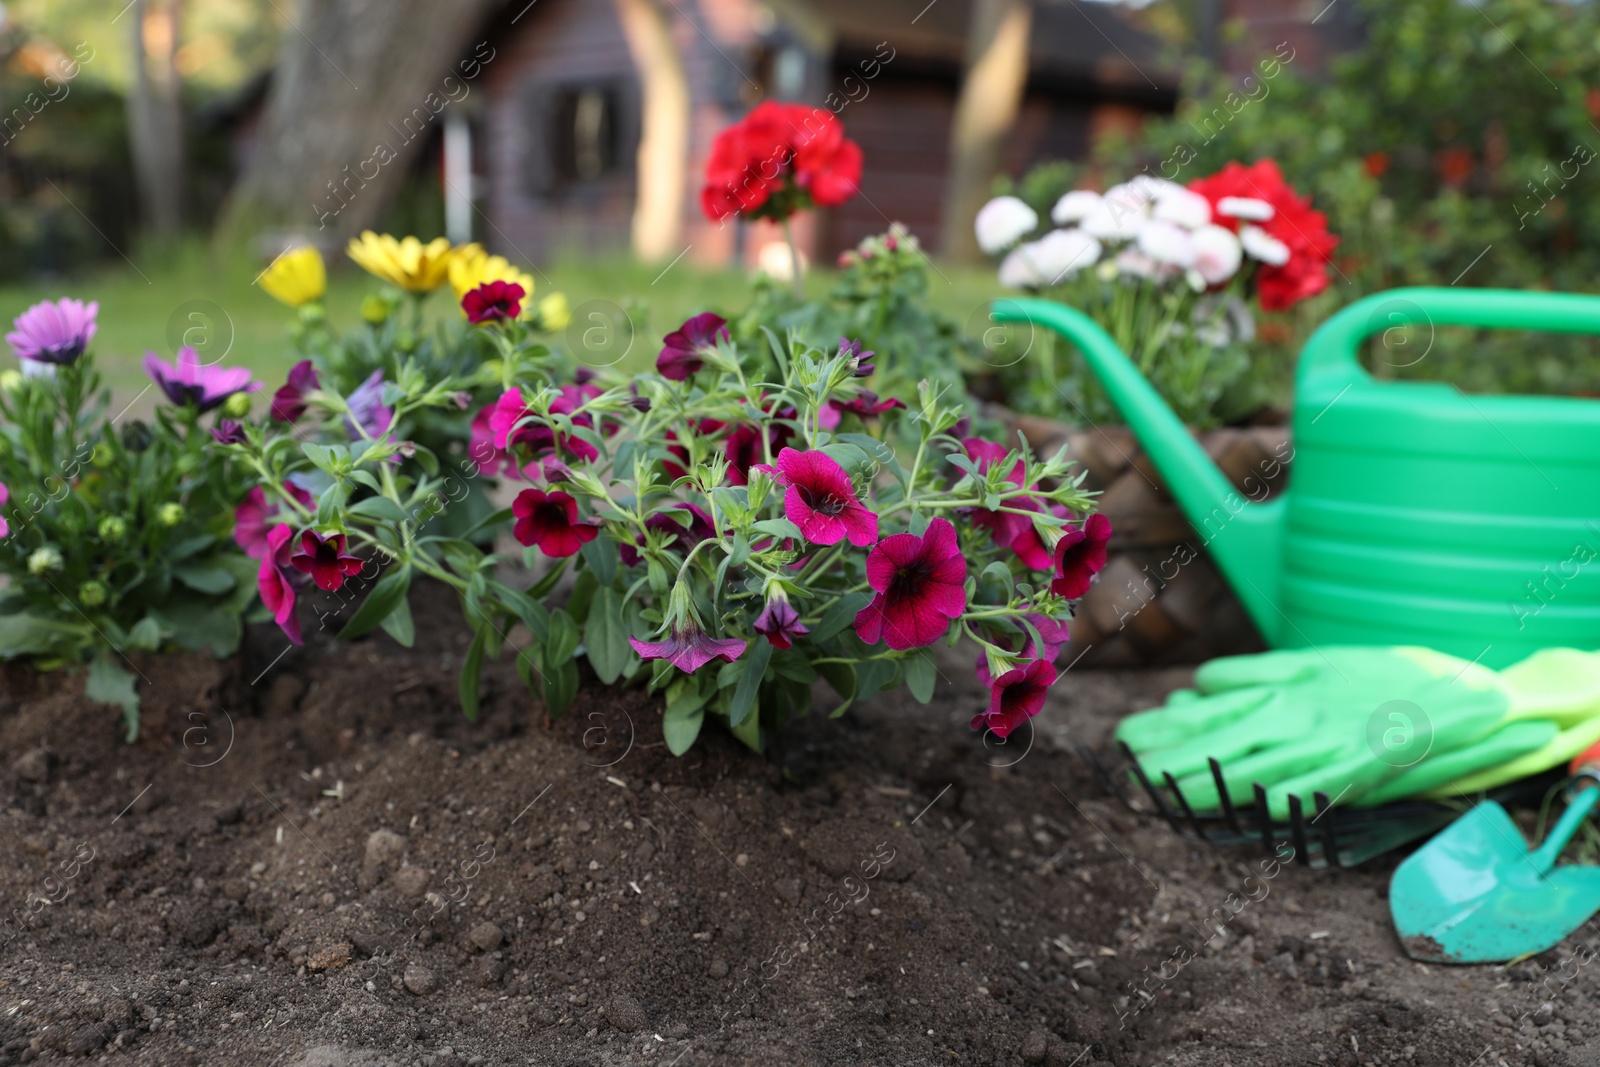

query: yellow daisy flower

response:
[536,292,572,332]
[347,232,454,293]
[259,246,326,307]
[448,243,536,306]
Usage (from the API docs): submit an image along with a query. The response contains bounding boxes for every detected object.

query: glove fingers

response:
[1361,721,1558,806]
[1428,716,1600,797]
[1499,648,1600,725]
[1130,695,1306,783]
[1114,687,1275,754]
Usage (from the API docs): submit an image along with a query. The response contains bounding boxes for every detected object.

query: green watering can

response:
[991,289,1600,669]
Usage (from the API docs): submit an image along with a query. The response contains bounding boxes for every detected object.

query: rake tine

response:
[1253,782,1276,856]
[1121,742,1185,833]
[1210,757,1243,836]
[1076,743,1125,804]
[1163,771,1213,843]
[1287,793,1313,868]
[1312,790,1342,870]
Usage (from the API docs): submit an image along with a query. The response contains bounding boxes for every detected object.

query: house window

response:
[552,84,621,183]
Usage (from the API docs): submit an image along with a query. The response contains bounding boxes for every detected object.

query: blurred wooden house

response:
[474,0,1178,266]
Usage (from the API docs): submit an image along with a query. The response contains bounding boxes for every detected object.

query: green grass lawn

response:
[0,242,1008,405]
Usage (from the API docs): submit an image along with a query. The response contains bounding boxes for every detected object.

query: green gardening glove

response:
[1115,647,1600,820]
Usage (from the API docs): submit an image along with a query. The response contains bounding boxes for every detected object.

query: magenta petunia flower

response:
[487,385,600,463]
[211,420,247,445]
[0,482,9,539]
[832,391,904,420]
[1008,503,1067,572]
[971,659,1058,738]
[258,524,303,645]
[1051,513,1113,599]
[463,280,525,324]
[143,347,261,413]
[7,298,97,365]
[629,624,747,673]
[1020,612,1072,662]
[840,337,874,377]
[344,370,394,441]
[961,438,1037,551]
[853,517,968,650]
[512,488,599,557]
[619,502,715,567]
[290,530,365,592]
[753,590,809,650]
[271,359,320,423]
[771,447,878,547]
[234,484,315,559]
[656,312,729,380]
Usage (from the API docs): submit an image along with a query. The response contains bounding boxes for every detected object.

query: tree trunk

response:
[127,0,185,236]
[218,0,496,247]
[613,0,690,262]
[939,0,1032,263]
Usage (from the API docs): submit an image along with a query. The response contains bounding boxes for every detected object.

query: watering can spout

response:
[988,298,1285,641]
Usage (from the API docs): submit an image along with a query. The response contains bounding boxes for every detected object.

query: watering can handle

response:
[1299,287,1600,389]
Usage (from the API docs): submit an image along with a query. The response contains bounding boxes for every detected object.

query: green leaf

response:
[348,470,384,494]
[492,581,550,640]
[585,587,630,685]
[905,652,936,704]
[857,657,898,699]
[820,442,874,478]
[87,654,140,742]
[810,592,870,642]
[752,517,804,541]
[816,661,857,717]
[978,561,1015,602]
[165,534,214,561]
[126,617,163,652]
[729,638,772,727]
[379,596,415,647]
[459,626,489,722]
[579,537,618,586]
[542,656,579,716]
[546,609,580,665]
[662,687,706,755]
[0,614,84,658]
[173,564,235,595]
[730,695,762,751]
[338,565,413,640]
[838,432,895,465]
[348,496,410,524]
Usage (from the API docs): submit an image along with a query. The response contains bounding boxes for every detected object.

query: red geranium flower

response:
[753,590,809,650]
[270,359,320,423]
[234,483,315,559]
[853,517,968,650]
[257,524,303,645]
[629,624,747,674]
[771,447,878,547]
[463,280,525,324]
[1188,160,1338,311]
[700,101,863,223]
[513,488,600,558]
[971,659,1058,739]
[1051,513,1112,599]
[291,530,365,592]
[657,313,729,381]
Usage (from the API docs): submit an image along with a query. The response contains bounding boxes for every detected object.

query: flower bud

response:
[28,547,62,576]
[0,369,21,392]
[78,581,107,607]
[121,420,153,453]
[223,391,253,419]
[92,442,114,467]
[158,502,186,527]
[360,294,391,325]
[98,516,127,542]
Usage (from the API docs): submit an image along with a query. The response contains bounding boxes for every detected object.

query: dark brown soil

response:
[1,585,1597,1067]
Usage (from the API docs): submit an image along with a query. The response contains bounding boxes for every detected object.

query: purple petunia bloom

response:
[344,370,394,440]
[7,298,98,365]
[839,336,875,377]
[271,359,320,423]
[211,420,247,445]
[656,312,730,381]
[628,623,747,674]
[143,346,261,413]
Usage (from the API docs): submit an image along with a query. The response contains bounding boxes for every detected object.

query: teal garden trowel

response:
[1391,741,1600,963]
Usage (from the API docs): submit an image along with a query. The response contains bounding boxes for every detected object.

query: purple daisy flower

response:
[143,347,261,413]
[7,298,98,365]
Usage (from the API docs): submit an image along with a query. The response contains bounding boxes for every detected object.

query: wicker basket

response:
[994,408,1292,668]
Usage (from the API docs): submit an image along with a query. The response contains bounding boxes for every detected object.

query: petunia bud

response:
[0,369,20,392]
[158,502,186,527]
[78,581,107,607]
[98,516,127,542]
[223,391,253,419]
[27,546,62,575]
[121,420,153,453]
